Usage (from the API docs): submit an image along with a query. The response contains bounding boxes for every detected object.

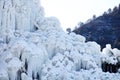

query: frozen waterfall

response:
[0,0,120,80]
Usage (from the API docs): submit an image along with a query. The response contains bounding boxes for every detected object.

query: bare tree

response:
[66,28,71,33]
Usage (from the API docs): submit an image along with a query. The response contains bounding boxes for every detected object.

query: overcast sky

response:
[41,0,120,30]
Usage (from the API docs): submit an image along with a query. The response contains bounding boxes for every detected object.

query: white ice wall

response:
[0,0,120,80]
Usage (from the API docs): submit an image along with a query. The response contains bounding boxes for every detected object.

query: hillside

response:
[73,5,120,49]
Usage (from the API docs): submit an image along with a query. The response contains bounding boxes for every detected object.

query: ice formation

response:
[0,0,120,80]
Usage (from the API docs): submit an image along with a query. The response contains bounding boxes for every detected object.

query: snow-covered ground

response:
[0,0,120,80]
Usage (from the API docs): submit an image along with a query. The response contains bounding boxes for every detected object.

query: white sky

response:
[41,0,120,30]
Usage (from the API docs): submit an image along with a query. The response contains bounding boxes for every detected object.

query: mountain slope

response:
[73,5,120,49]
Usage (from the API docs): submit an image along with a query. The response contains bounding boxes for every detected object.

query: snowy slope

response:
[0,0,120,80]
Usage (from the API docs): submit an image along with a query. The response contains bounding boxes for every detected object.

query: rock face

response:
[0,0,120,80]
[73,6,120,49]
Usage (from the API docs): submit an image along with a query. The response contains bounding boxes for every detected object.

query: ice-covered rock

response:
[101,44,120,73]
[102,44,120,64]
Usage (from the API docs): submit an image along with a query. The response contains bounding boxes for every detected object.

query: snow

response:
[0,0,120,80]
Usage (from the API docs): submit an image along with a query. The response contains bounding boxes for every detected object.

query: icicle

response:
[0,0,4,28]
[0,61,9,80]
[10,7,15,31]
[7,57,23,80]
[21,73,32,80]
